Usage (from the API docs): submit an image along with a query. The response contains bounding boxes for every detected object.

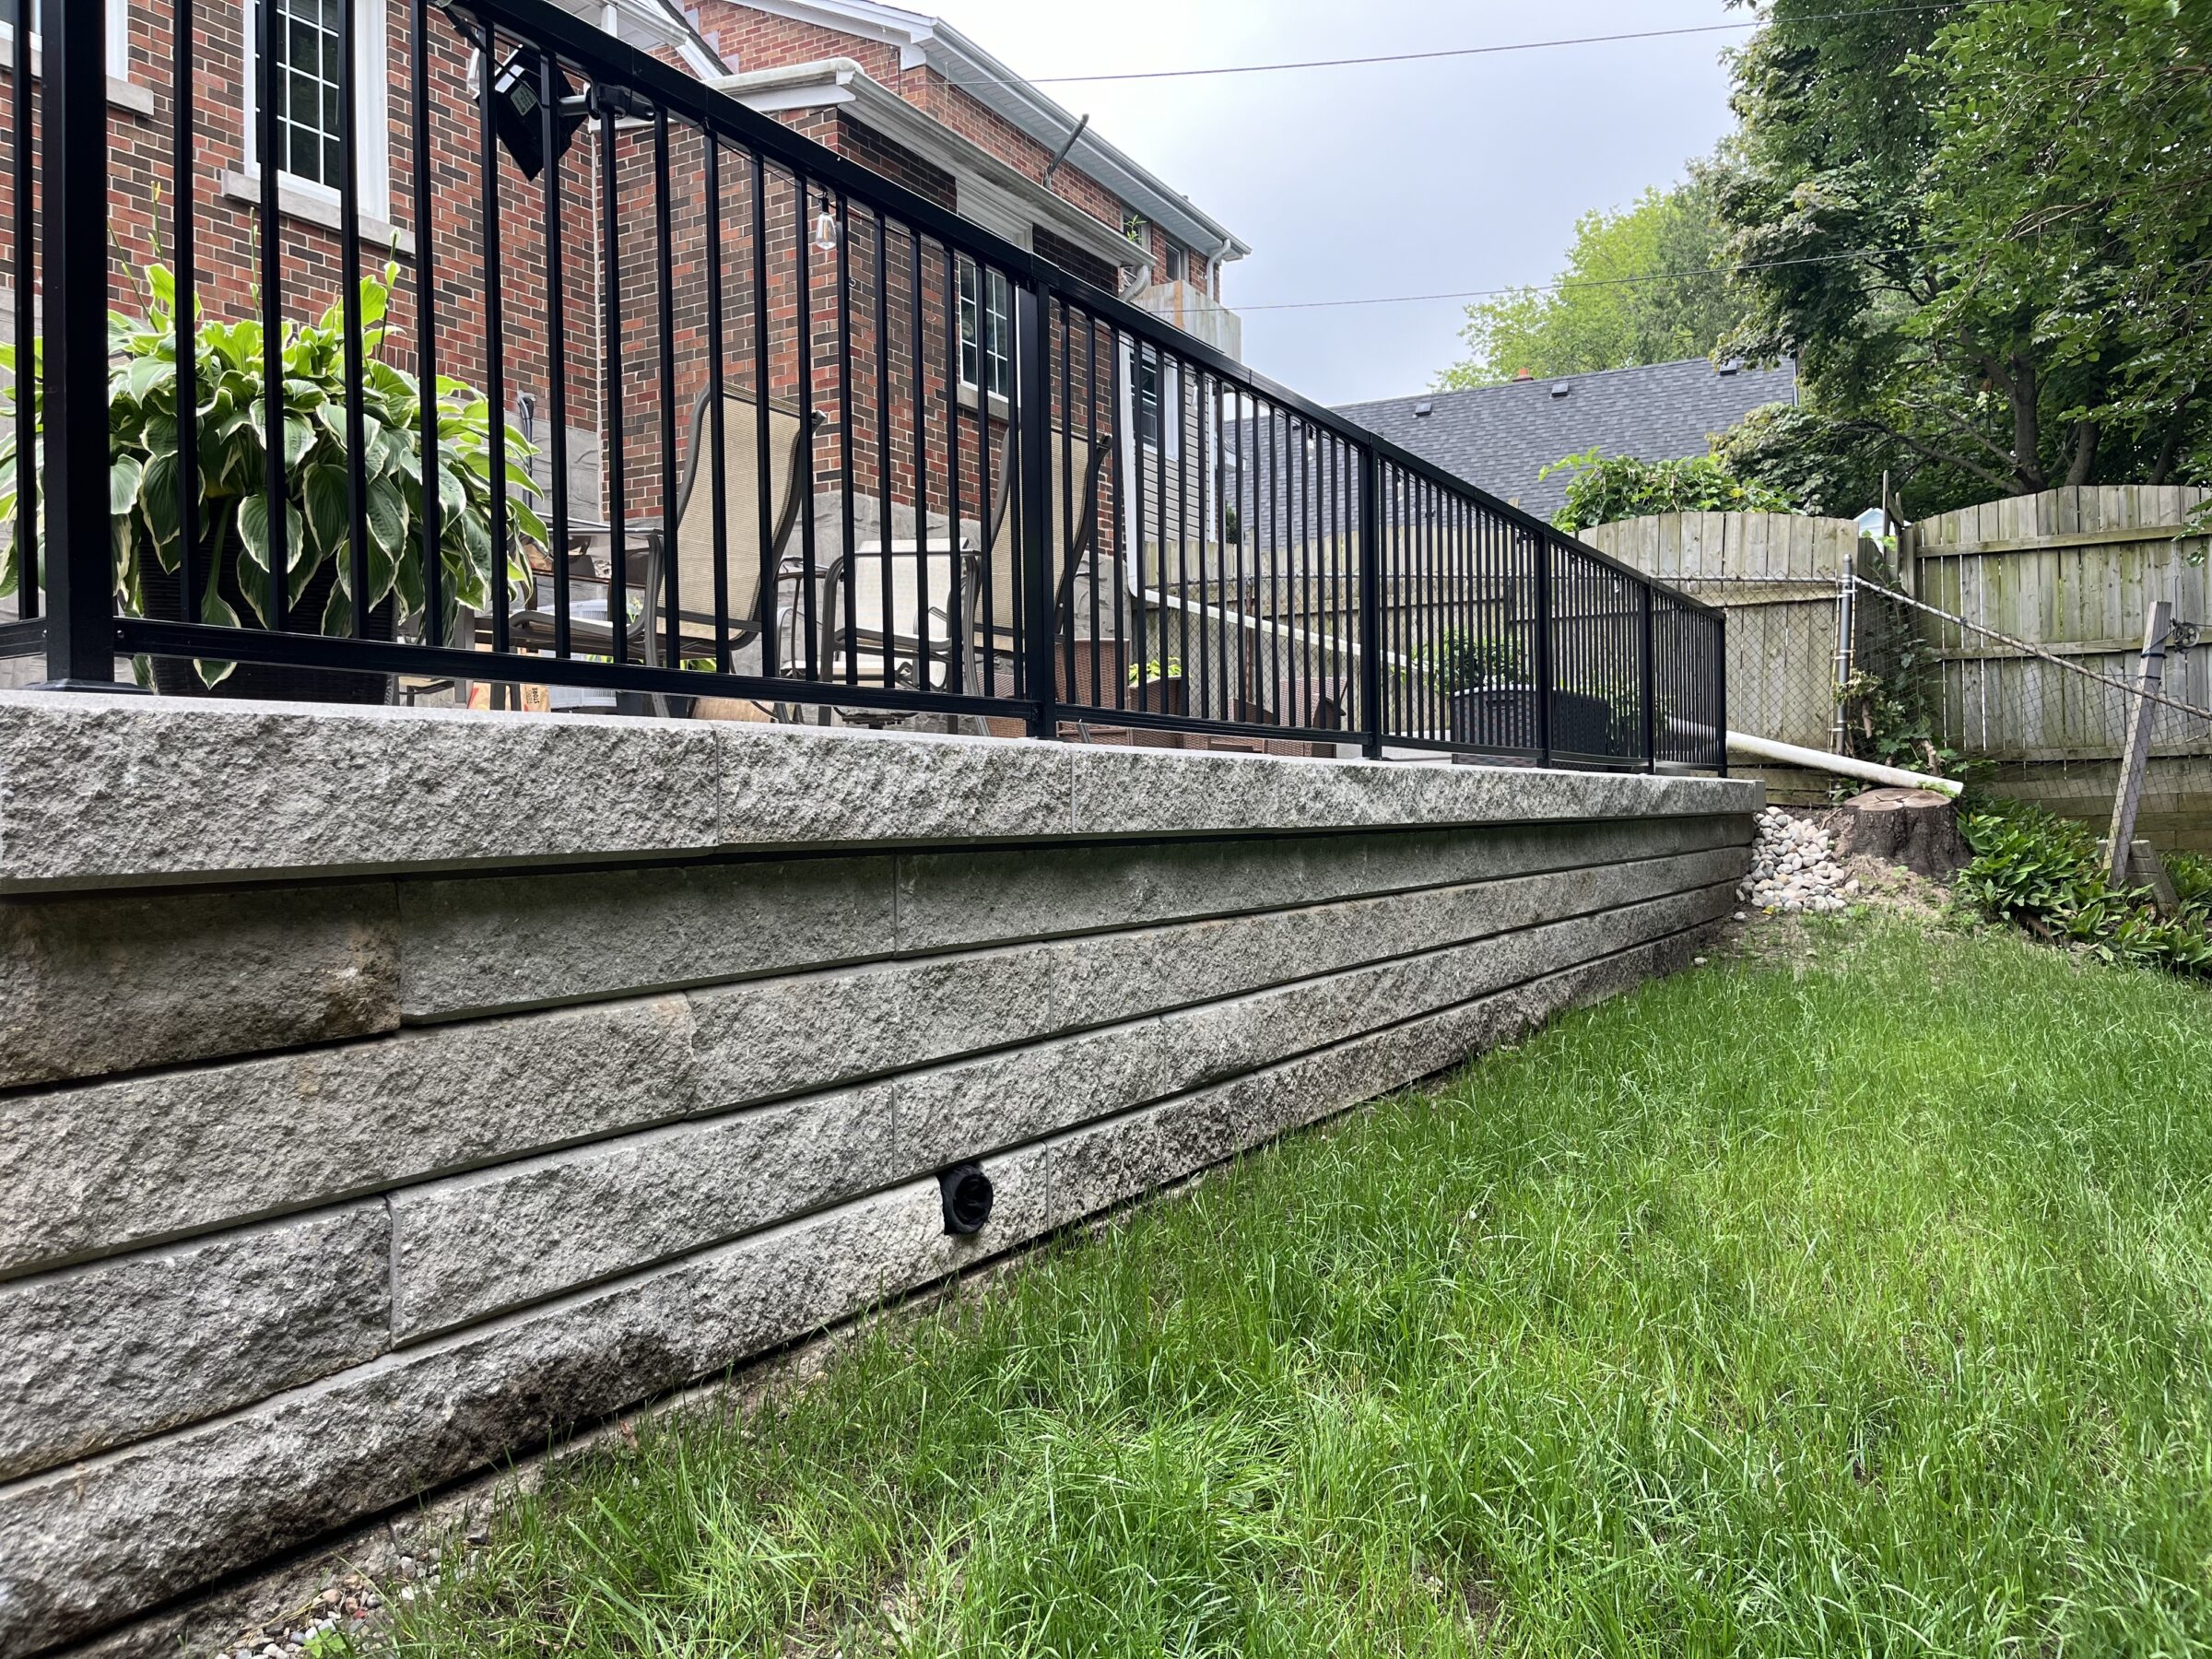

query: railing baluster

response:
[909,225,928,698]
[256,0,287,636]
[339,0,370,640]
[701,123,726,672]
[749,149,772,672]
[411,0,441,648]
[598,93,626,665]
[1059,300,1075,709]
[941,238,961,697]
[11,0,36,624]
[835,190,854,688]
[38,0,115,684]
[1533,533,1553,768]
[874,209,892,690]
[543,46,571,659]
[1014,276,1053,738]
[653,108,677,672]
[173,0,199,634]
[1357,444,1382,759]
[479,20,510,657]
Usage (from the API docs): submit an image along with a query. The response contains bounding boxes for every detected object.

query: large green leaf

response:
[137,452,183,559]
[302,465,350,563]
[109,456,145,520]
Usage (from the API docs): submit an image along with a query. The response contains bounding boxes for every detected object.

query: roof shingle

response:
[1333,357,1798,522]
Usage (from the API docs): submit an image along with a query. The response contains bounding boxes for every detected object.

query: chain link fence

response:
[1716,571,2212,848]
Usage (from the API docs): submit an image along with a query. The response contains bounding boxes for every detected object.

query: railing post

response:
[1639,581,1656,773]
[1531,532,1553,769]
[1356,444,1383,759]
[1014,277,1056,739]
[1713,612,1729,777]
[37,0,123,689]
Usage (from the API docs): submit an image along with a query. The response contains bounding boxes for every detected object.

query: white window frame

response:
[1129,347,1180,461]
[958,257,1013,402]
[241,0,392,222]
[0,1,135,85]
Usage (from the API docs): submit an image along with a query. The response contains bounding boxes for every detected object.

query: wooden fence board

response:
[1906,485,2212,764]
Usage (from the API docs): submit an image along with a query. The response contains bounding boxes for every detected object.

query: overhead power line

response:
[1008,2,1979,87]
[1233,241,1948,312]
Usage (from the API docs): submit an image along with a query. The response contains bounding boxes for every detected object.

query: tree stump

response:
[1834,787,1965,877]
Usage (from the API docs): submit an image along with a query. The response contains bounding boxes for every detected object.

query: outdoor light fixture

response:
[487,45,586,181]
[938,1162,994,1235]
[812,204,841,257]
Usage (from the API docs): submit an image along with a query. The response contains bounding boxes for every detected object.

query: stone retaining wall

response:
[0,692,1758,1654]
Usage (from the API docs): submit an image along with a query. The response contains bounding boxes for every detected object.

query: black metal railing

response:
[3,0,1724,772]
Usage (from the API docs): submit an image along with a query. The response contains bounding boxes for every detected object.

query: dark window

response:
[255,0,347,189]
[959,258,1013,400]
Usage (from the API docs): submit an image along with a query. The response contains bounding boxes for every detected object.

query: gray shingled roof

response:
[1333,357,1798,523]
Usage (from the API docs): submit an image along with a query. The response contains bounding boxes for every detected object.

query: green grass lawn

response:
[389,918,2212,1657]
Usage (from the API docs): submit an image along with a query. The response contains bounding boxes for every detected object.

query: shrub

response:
[1954,798,2212,974]
[1540,446,1796,535]
[0,263,543,681]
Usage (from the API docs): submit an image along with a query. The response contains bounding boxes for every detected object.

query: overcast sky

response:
[926,0,1746,406]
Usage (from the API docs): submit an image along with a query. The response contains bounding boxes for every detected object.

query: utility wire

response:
[1235,241,1949,312]
[1003,2,1980,87]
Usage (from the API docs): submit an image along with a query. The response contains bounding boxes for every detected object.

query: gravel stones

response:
[1737,807,1860,915]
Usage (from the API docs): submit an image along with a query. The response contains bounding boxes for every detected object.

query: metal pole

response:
[1014,277,1055,739]
[1830,572,1854,754]
[38,0,122,688]
[1356,444,1382,759]
[1639,582,1656,772]
[2105,598,2172,888]
[1531,533,1553,768]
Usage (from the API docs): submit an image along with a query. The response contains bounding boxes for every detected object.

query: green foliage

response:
[1437,177,1747,388]
[1542,446,1796,534]
[1125,656,1182,688]
[1835,618,1962,777]
[0,264,543,680]
[1712,0,2212,513]
[1954,798,2212,973]
[391,920,2212,1654]
[1414,629,1524,693]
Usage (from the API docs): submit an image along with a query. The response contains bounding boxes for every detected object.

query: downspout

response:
[1041,113,1089,189]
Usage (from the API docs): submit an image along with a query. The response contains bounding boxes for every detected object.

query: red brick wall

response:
[25,0,1173,619]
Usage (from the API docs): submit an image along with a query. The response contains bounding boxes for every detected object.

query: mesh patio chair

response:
[511,390,822,697]
[963,423,1109,700]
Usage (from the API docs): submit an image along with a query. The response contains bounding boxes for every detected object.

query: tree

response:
[1437,176,1744,388]
[1712,0,2212,515]
[1543,447,1794,535]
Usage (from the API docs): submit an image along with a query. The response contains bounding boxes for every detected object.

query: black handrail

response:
[12,0,1725,773]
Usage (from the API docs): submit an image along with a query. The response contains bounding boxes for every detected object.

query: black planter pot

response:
[137,538,397,705]
[1449,686,1613,757]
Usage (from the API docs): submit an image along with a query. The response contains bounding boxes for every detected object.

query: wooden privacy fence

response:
[1903,486,2212,760]
[1897,484,2212,847]
[1585,512,1867,782]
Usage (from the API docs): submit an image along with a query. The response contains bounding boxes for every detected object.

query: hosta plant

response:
[0,263,545,683]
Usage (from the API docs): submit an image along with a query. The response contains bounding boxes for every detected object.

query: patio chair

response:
[510,389,822,689]
[964,423,1110,699]
[812,540,982,707]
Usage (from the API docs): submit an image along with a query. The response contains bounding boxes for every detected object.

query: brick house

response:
[8,0,1246,547]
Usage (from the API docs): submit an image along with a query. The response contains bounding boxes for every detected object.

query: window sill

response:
[0,32,155,117]
[959,388,1013,423]
[218,170,415,258]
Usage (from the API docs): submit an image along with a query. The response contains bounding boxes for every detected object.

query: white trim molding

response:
[1,1,155,117]
[710,58,1145,279]
[720,0,1249,265]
